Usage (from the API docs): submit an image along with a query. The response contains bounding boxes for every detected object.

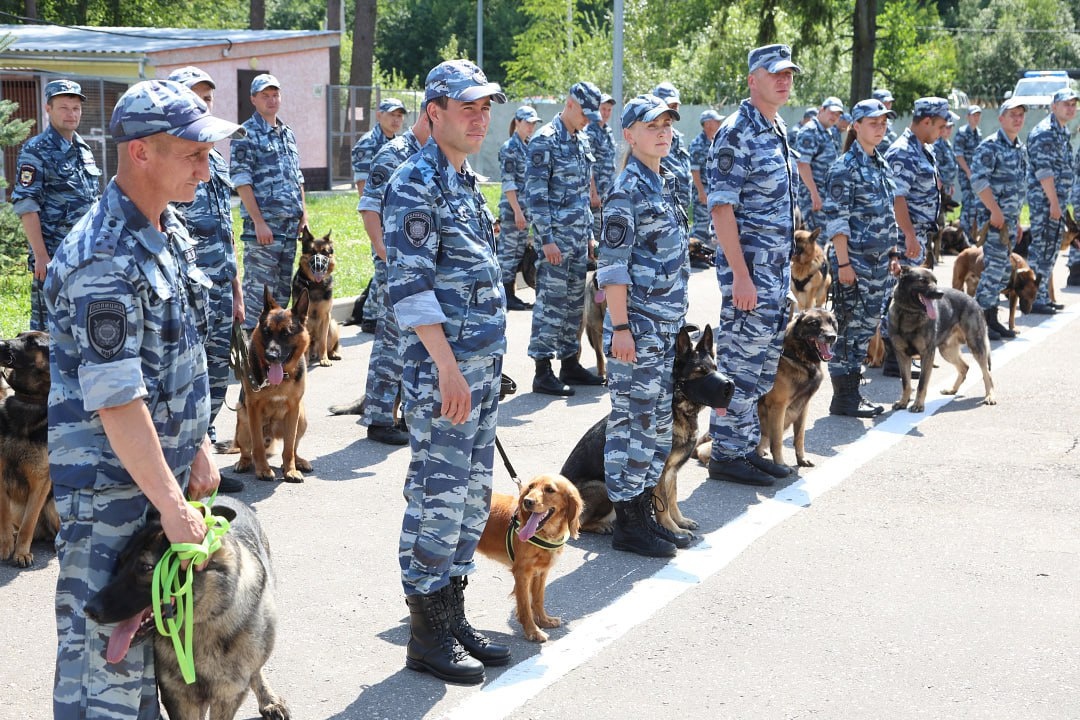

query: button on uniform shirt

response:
[12,124,102,267]
[175,148,235,282]
[230,112,305,221]
[497,132,530,218]
[524,114,594,242]
[970,129,1028,227]
[352,122,391,188]
[884,127,941,228]
[1026,113,1074,208]
[383,140,507,363]
[586,121,617,201]
[823,146,898,254]
[45,179,212,491]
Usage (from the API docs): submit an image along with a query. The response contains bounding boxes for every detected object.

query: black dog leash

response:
[494,436,522,492]
[495,373,522,491]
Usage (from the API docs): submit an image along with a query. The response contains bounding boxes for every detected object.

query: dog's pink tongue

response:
[268,363,284,385]
[816,340,835,361]
[313,272,326,283]
[594,289,606,304]
[106,613,144,664]
[517,511,544,541]
[920,294,938,320]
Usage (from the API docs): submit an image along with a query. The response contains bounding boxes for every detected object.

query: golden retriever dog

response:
[477,474,582,642]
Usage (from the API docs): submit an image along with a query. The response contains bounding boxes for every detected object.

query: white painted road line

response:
[441,306,1079,720]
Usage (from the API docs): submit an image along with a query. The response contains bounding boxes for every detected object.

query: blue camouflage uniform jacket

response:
[524,114,594,243]
[384,139,507,363]
[688,130,711,188]
[358,129,423,215]
[884,128,941,228]
[586,121,617,201]
[1026,114,1074,208]
[970,129,1028,227]
[174,148,235,282]
[45,179,211,491]
[352,123,391,185]
[934,138,959,195]
[598,156,689,333]
[660,128,693,207]
[954,124,982,166]
[795,118,840,200]
[230,112,305,221]
[706,99,797,258]
[12,124,102,266]
[823,145,899,254]
[877,122,898,156]
[497,133,530,218]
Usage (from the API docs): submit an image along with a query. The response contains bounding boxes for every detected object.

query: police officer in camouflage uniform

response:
[354,97,408,330]
[231,73,307,330]
[525,81,604,396]
[955,105,983,235]
[823,98,900,418]
[587,93,617,247]
[787,106,817,147]
[358,108,432,446]
[934,112,960,199]
[654,82,693,211]
[1069,146,1080,286]
[600,94,690,559]
[383,59,510,685]
[971,97,1028,340]
[881,97,949,377]
[167,68,246,481]
[795,96,844,231]
[873,88,898,154]
[46,79,241,720]
[705,44,799,487]
[689,109,723,245]
[12,79,101,331]
[498,105,541,311]
[1025,87,1076,314]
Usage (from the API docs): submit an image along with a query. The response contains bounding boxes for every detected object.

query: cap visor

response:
[454,84,507,103]
[51,92,87,101]
[169,115,246,143]
[642,107,680,123]
[823,103,843,111]
[766,60,801,73]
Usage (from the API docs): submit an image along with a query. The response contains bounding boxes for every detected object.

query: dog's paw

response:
[0,537,13,562]
[940,388,957,396]
[329,351,342,361]
[283,470,305,483]
[259,701,290,720]
[797,458,815,468]
[910,402,925,413]
[983,394,997,406]
[318,357,332,367]
[13,549,33,568]
[233,458,253,473]
[537,614,561,629]
[296,457,313,472]
[255,465,276,482]
[892,400,909,411]
[524,627,549,643]
[676,517,699,531]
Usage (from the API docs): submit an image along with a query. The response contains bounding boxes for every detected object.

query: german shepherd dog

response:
[560,325,734,538]
[1012,210,1080,306]
[888,267,996,413]
[952,244,1039,331]
[938,220,970,256]
[85,496,290,720]
[576,272,607,380]
[791,228,830,310]
[924,191,961,268]
[0,331,57,567]
[226,288,311,482]
[291,227,340,367]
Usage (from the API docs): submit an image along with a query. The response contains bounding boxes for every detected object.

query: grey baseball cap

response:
[621,93,680,128]
[569,81,602,121]
[872,88,894,103]
[748,44,801,74]
[821,96,844,111]
[109,80,245,143]
[700,109,724,125]
[424,60,507,104]
[44,79,85,102]
[250,74,281,94]
[998,97,1027,116]
[851,98,896,122]
[378,98,407,113]
[514,105,541,123]
[913,97,950,119]
[167,66,215,89]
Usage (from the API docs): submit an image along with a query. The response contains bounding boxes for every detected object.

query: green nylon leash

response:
[151,493,231,685]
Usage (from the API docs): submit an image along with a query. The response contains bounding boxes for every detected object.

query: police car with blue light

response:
[1005,70,1078,107]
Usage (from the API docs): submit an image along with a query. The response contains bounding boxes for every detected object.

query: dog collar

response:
[505,515,568,562]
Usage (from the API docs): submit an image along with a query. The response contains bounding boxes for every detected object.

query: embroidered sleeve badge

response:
[87,300,127,360]
[403,211,433,247]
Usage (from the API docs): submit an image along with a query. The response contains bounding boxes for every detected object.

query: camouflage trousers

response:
[30,275,48,332]
[709,254,789,460]
[205,283,234,431]
[691,195,712,243]
[974,222,1013,311]
[399,354,501,596]
[361,253,387,324]
[958,174,977,236]
[603,327,675,502]
[1027,201,1062,305]
[361,268,402,428]
[53,482,186,719]
[498,210,531,286]
[240,216,300,330]
[527,231,589,361]
[829,250,891,376]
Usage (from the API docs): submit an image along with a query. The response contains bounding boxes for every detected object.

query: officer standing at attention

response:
[498,105,541,311]
[795,95,844,231]
[12,79,101,331]
[168,68,246,480]
[689,109,724,245]
[353,97,408,330]
[704,43,800,487]
[654,82,693,211]
[934,112,960,199]
[880,96,949,377]
[46,79,240,719]
[955,105,983,234]
[587,93,618,248]
[1025,87,1077,314]
[230,73,307,330]
[383,59,511,685]
[872,88,898,154]
[600,94,690,558]
[358,107,432,446]
[971,97,1027,341]
[822,98,900,417]
[525,81,604,396]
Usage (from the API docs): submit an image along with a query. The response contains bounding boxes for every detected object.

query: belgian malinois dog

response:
[291,227,340,367]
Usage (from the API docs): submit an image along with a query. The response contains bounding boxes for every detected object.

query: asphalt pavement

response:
[2,253,1078,720]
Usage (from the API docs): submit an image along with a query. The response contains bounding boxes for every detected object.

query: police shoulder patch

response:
[830,180,846,200]
[403,211,433,247]
[18,163,36,188]
[891,161,905,176]
[603,216,629,248]
[370,165,389,188]
[530,150,549,167]
[716,148,735,175]
[87,300,127,360]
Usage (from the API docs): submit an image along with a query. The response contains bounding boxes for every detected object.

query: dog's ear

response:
[324,229,333,242]
[291,288,310,320]
[676,326,693,356]
[562,479,583,539]
[300,225,314,245]
[697,324,714,356]
[262,285,279,316]
[809,227,821,243]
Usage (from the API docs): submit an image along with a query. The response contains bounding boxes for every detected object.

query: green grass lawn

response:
[0,184,504,338]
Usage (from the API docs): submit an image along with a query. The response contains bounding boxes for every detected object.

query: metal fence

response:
[326,85,423,189]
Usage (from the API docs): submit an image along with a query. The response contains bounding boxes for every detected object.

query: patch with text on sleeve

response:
[18,163,36,187]
[87,300,127,360]
[369,166,389,188]
[603,216,629,248]
[403,211,433,247]
[715,148,735,175]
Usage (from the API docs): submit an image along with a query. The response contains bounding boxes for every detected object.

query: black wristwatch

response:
[612,323,630,332]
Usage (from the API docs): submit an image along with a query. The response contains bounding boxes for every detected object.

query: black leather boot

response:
[558,356,605,385]
[405,592,485,684]
[445,577,511,666]
[504,282,532,311]
[1067,264,1080,287]
[635,491,691,549]
[829,372,884,418]
[983,307,1016,339]
[612,494,677,558]
[532,359,574,396]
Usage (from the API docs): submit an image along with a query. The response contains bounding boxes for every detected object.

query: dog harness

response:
[505,515,568,562]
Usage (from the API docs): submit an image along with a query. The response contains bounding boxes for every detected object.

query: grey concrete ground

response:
[2,254,1078,720]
